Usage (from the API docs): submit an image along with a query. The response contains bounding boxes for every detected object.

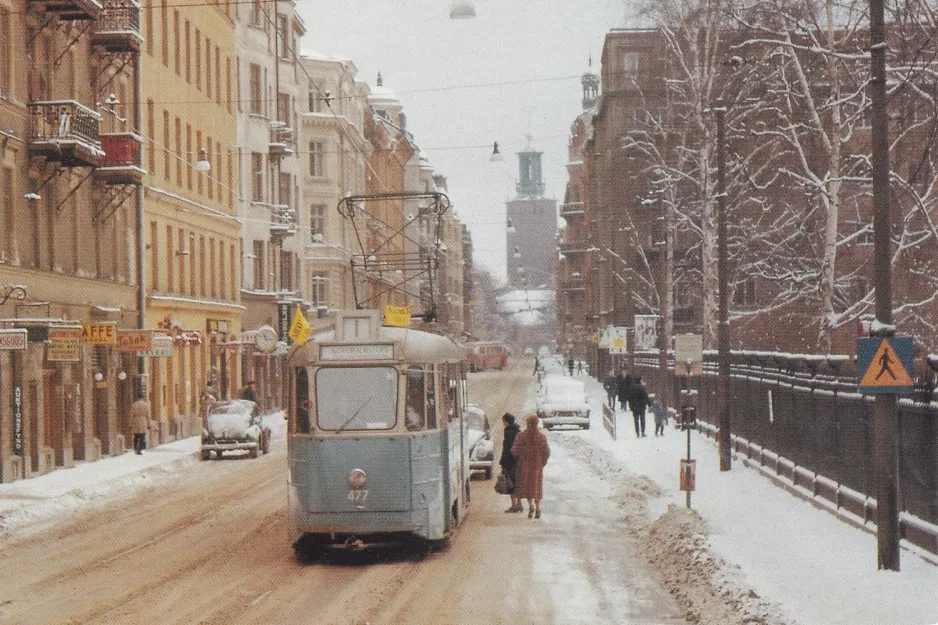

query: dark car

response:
[200,399,270,460]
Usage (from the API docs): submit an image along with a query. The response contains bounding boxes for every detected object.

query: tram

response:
[286,310,473,557]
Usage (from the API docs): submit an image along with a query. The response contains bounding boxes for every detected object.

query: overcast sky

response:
[300,0,634,282]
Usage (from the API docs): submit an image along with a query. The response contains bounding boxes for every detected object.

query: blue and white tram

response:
[286,310,473,557]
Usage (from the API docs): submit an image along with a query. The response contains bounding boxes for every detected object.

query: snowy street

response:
[0,360,935,625]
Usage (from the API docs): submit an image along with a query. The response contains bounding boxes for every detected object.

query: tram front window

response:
[316,367,398,431]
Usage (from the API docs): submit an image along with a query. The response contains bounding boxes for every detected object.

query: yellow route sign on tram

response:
[857,336,914,393]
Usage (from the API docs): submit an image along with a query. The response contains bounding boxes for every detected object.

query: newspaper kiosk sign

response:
[857,336,914,395]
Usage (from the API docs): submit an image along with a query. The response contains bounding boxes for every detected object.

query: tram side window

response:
[405,366,426,431]
[295,367,310,433]
[425,369,438,430]
[445,365,460,422]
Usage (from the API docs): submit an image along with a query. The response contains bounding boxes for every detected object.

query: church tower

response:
[582,56,600,110]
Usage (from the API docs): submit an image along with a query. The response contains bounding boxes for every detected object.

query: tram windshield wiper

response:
[336,395,374,432]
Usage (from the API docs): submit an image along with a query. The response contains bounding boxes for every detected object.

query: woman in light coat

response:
[511,414,550,519]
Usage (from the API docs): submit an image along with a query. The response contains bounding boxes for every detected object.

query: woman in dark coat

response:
[511,414,551,519]
[500,413,522,512]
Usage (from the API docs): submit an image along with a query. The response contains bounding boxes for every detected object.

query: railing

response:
[99,133,140,168]
[559,241,588,255]
[602,402,617,440]
[29,100,101,149]
[632,350,938,555]
[559,201,585,218]
[559,277,585,291]
[270,204,296,237]
[92,0,140,36]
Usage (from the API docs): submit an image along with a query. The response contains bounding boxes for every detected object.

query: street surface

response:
[0,361,686,625]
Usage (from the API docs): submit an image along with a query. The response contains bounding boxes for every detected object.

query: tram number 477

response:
[347,489,369,505]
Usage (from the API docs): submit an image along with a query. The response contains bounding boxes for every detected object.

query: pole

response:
[658,190,670,422]
[715,99,732,471]
[133,44,147,400]
[686,424,692,508]
[869,0,900,571]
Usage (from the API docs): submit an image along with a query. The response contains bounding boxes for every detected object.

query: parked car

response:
[201,399,270,460]
[536,375,591,430]
[465,404,494,479]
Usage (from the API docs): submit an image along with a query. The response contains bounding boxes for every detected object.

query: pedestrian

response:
[239,380,257,402]
[567,357,575,376]
[603,369,618,410]
[651,394,664,436]
[500,413,522,513]
[628,375,649,437]
[511,413,550,519]
[616,369,633,414]
[576,360,584,375]
[201,385,217,422]
[130,394,154,454]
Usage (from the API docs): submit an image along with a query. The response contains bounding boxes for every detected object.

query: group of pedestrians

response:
[498,412,550,519]
[603,370,664,437]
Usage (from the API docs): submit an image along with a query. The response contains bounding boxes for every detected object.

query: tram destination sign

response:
[319,343,395,362]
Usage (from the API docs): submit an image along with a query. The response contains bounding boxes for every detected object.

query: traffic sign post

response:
[857,336,914,395]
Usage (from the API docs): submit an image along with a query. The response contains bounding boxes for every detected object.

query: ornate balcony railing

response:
[91,0,142,52]
[28,100,102,167]
[269,122,294,158]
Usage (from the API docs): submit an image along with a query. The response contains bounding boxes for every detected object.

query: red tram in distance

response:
[467,341,508,372]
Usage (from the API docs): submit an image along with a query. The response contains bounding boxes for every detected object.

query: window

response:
[253,240,265,289]
[1,167,12,254]
[185,124,192,189]
[166,224,174,290]
[194,29,201,90]
[623,52,639,77]
[732,277,756,306]
[230,244,237,300]
[311,272,327,306]
[199,235,206,295]
[278,172,291,209]
[145,0,153,56]
[215,47,221,105]
[160,0,168,66]
[249,63,261,114]
[405,367,426,431]
[215,139,221,200]
[206,135,213,199]
[184,20,190,82]
[173,9,179,74]
[219,239,226,299]
[162,109,170,180]
[225,57,231,112]
[309,141,325,177]
[196,130,203,194]
[310,204,325,240]
[0,8,11,97]
[277,16,289,58]
[251,0,262,26]
[308,88,320,113]
[278,92,290,126]
[315,367,397,430]
[146,100,155,171]
[177,228,186,293]
[251,152,264,202]
[150,221,159,290]
[280,250,293,291]
[174,117,181,184]
[205,37,211,100]
[209,237,217,297]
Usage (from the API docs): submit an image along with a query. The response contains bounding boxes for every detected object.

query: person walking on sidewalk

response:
[628,376,649,437]
[603,370,618,410]
[511,414,550,519]
[651,394,664,436]
[616,370,633,414]
[130,395,154,454]
[500,413,522,513]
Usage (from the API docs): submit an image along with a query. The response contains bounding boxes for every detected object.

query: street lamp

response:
[490,141,504,162]
[195,148,211,172]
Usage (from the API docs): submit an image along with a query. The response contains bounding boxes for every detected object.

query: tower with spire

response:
[582,56,600,110]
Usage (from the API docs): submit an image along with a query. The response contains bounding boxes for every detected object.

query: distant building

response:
[505,145,557,290]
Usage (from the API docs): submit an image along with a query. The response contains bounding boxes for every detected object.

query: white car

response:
[465,404,494,479]
[201,400,270,460]
[536,375,591,430]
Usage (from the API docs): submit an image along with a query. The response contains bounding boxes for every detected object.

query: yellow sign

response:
[82,322,117,345]
[287,305,311,345]
[859,339,914,387]
[48,326,82,361]
[384,304,412,328]
[117,330,154,352]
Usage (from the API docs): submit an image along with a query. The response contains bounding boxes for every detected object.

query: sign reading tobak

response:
[117,330,154,352]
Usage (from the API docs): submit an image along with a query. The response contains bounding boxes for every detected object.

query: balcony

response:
[559,202,584,219]
[269,122,294,158]
[270,205,296,239]
[559,241,588,256]
[91,0,142,53]
[559,276,585,292]
[35,0,102,21]
[28,100,102,167]
[94,133,144,184]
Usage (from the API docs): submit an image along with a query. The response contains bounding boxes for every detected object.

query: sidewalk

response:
[571,372,938,625]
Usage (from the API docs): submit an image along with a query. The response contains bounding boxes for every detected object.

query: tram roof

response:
[307,326,468,364]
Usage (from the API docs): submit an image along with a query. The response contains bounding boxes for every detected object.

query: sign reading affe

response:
[82,322,117,345]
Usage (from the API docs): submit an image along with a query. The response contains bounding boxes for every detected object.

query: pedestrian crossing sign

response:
[857,336,914,394]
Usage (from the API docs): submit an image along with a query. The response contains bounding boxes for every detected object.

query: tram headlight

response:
[348,469,367,489]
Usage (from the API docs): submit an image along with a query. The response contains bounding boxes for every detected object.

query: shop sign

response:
[277,302,292,342]
[82,322,117,345]
[0,329,27,350]
[117,330,154,352]
[47,326,82,361]
[206,319,229,334]
[12,383,23,455]
[140,335,173,358]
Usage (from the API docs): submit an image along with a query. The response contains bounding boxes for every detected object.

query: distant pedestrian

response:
[239,380,257,403]
[651,394,664,436]
[201,385,217,422]
[628,376,649,437]
[512,414,550,519]
[603,370,618,410]
[500,413,522,513]
[130,395,154,454]
[576,360,584,375]
[616,370,633,413]
[567,357,575,376]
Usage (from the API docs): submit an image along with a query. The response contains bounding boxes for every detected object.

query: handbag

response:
[494,470,513,494]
